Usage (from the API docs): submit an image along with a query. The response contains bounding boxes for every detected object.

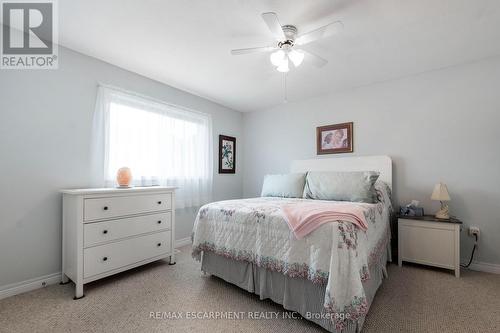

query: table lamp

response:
[431,182,451,219]
[116,167,132,188]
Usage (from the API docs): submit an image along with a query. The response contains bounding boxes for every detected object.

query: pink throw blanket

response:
[281,202,368,239]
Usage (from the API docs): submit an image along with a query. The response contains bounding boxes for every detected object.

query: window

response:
[92,86,213,208]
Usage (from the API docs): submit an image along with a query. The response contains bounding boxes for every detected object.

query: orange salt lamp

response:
[116,167,132,187]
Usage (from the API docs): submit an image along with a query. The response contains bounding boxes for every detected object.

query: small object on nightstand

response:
[397,214,462,277]
[431,182,451,219]
[399,199,424,217]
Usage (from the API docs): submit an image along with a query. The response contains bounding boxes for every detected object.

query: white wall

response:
[243,56,500,266]
[1,46,499,290]
[0,47,243,287]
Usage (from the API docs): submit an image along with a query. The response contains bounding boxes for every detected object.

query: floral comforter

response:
[192,183,392,329]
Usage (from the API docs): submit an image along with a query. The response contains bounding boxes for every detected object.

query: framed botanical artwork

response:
[316,122,353,155]
[219,135,236,174]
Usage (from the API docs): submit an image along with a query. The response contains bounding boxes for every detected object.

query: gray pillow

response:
[303,171,380,203]
[261,173,306,198]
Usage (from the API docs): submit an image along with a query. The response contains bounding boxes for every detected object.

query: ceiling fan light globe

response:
[288,49,304,67]
[276,58,289,72]
[270,50,286,66]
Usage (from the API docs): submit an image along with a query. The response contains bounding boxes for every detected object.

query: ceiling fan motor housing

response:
[278,25,298,49]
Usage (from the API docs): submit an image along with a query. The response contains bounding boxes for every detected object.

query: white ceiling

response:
[59,0,500,112]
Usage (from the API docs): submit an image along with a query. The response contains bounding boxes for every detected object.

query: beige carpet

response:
[1,245,499,333]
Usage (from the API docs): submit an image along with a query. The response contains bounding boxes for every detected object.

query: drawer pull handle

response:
[102,230,108,234]
[102,256,108,262]
[103,206,109,211]
[157,243,162,247]
[157,201,162,205]
[157,220,162,224]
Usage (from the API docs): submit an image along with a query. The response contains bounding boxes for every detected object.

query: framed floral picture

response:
[316,122,353,155]
[219,135,236,174]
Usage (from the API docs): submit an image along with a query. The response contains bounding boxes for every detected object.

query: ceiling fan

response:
[231,12,344,72]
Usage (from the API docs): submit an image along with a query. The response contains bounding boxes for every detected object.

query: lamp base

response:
[435,203,450,220]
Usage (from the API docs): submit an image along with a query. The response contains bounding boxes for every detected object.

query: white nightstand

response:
[398,215,462,277]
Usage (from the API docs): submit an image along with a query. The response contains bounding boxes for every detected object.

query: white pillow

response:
[261,173,306,198]
[303,171,380,203]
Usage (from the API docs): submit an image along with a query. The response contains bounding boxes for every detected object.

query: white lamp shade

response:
[431,183,451,201]
[270,50,286,66]
[276,58,289,72]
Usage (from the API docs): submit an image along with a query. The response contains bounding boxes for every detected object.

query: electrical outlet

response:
[469,226,480,238]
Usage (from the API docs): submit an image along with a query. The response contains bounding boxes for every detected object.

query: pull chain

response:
[283,73,288,103]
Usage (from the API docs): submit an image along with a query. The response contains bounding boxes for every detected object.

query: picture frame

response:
[316,122,353,155]
[218,135,236,174]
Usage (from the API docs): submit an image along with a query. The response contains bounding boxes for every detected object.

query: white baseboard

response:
[175,237,191,248]
[0,272,60,301]
[1,238,192,301]
[467,261,500,274]
[4,243,493,302]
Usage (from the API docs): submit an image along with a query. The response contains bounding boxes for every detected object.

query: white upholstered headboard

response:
[290,155,392,190]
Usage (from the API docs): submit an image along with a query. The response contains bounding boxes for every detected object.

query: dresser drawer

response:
[84,193,172,221]
[84,212,172,248]
[83,230,171,278]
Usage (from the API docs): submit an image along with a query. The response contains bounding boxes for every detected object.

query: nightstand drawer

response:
[399,224,455,268]
[398,216,461,277]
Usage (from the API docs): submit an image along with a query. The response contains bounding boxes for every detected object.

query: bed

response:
[192,156,393,332]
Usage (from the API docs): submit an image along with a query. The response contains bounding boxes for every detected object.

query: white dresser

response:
[61,186,176,299]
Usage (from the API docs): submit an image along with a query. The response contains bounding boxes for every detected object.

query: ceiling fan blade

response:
[295,21,344,46]
[261,12,286,40]
[302,49,328,68]
[230,46,276,55]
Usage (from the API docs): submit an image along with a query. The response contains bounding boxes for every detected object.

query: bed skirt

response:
[201,245,390,333]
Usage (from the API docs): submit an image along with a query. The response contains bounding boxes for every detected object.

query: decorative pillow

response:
[261,173,307,198]
[303,171,380,203]
[374,181,392,207]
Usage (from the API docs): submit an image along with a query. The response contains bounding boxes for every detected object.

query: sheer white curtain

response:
[91,86,213,209]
